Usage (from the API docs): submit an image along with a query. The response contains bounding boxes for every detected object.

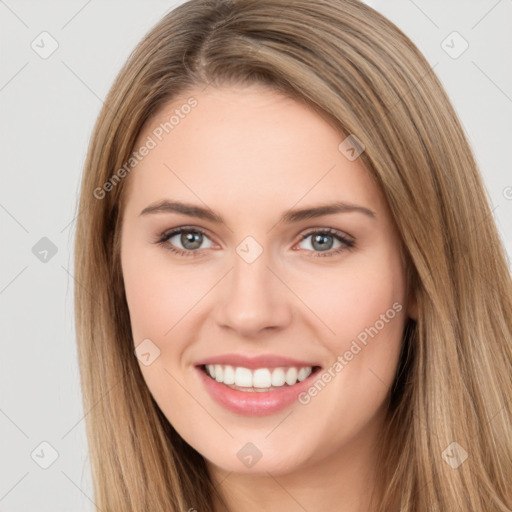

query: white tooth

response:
[223,365,235,385]
[253,368,272,388]
[271,367,286,387]
[297,367,312,382]
[285,367,298,385]
[208,364,312,388]
[234,367,253,387]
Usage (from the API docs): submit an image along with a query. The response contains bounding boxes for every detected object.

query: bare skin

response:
[120,84,416,511]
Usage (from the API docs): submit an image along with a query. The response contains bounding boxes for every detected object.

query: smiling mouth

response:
[199,364,322,392]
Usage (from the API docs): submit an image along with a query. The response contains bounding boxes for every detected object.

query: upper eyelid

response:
[159,225,214,243]
[299,227,353,240]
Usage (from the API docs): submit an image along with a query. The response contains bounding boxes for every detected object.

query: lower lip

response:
[196,366,320,416]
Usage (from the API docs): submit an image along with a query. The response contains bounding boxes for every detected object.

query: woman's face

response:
[120,84,415,477]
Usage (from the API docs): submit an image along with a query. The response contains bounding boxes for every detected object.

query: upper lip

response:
[195,354,321,369]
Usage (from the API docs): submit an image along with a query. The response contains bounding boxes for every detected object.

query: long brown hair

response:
[74,1,512,510]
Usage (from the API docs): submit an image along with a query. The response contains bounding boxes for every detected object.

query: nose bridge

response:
[232,245,271,295]
[214,237,292,335]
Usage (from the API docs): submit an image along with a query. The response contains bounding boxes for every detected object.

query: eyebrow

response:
[139,199,376,223]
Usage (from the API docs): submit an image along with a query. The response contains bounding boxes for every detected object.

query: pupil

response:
[312,234,332,251]
[181,231,202,250]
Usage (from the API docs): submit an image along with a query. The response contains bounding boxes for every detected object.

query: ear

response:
[406,290,418,321]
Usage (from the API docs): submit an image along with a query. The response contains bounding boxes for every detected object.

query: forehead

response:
[123,85,385,219]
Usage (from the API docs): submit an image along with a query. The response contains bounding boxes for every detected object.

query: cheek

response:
[122,245,210,346]
[292,250,407,399]
[296,257,405,345]
[121,247,208,417]
[287,257,407,453]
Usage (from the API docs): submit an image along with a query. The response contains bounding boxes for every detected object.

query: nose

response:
[213,248,293,338]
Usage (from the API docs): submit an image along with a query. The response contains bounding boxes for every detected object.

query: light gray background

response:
[1,1,511,510]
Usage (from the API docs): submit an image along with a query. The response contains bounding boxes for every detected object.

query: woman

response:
[74,0,512,510]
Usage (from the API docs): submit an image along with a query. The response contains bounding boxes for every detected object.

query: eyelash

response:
[154,226,355,258]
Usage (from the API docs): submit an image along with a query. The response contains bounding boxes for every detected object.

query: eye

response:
[296,228,355,257]
[155,226,214,257]
[154,226,355,258]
